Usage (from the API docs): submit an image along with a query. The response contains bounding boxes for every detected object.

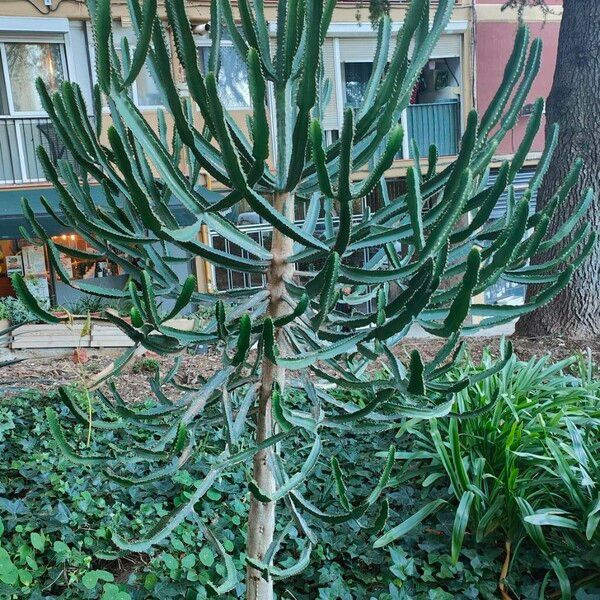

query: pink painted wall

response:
[476,20,560,155]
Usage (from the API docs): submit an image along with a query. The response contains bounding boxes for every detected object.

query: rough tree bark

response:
[246,192,295,600]
[515,0,600,337]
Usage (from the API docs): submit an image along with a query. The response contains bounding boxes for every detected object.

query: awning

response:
[0,184,224,239]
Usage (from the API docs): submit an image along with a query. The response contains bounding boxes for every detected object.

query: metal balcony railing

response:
[0,116,82,187]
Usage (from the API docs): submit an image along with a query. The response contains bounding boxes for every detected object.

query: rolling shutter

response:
[488,168,537,220]
[321,39,340,130]
[338,33,461,62]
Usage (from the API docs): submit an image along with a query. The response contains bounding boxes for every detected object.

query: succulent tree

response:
[15,0,594,597]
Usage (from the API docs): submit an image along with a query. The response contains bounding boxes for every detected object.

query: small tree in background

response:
[15,0,594,597]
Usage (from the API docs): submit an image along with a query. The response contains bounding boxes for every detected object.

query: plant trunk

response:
[246,192,295,600]
[515,0,600,337]
[498,540,512,600]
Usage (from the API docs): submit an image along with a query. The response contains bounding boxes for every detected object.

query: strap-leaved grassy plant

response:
[387,347,600,598]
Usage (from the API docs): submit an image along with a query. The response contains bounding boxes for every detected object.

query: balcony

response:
[374,99,461,162]
[407,99,461,158]
[0,103,460,189]
[0,116,80,187]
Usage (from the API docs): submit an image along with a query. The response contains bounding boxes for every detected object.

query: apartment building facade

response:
[475,0,562,304]
[0,0,554,307]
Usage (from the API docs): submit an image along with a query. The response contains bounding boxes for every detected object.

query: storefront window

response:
[0,239,49,303]
[52,234,119,280]
[0,234,122,306]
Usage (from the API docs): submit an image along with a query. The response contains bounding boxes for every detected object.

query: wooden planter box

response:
[9,318,196,351]
[10,322,133,350]
[11,323,91,350]
[90,324,135,348]
[0,319,9,349]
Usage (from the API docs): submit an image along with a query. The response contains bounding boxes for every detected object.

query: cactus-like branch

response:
[15,0,596,597]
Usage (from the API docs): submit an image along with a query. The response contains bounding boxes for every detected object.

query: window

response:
[0,58,9,115]
[99,44,162,110]
[52,234,120,281]
[199,45,251,110]
[344,62,373,109]
[1,42,66,113]
[105,50,162,109]
[133,62,162,108]
[0,40,68,183]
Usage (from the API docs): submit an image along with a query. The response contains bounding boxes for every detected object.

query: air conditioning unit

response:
[520,102,540,118]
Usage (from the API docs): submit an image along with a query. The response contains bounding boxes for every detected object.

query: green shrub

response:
[3,350,600,598]
[67,296,108,315]
[0,297,36,326]
[131,357,160,374]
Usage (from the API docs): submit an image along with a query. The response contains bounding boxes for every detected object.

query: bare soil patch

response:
[1,334,598,401]
[399,334,600,365]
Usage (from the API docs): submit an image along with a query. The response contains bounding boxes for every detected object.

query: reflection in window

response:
[344,62,373,109]
[108,49,162,109]
[5,43,65,112]
[135,63,162,107]
[200,46,251,109]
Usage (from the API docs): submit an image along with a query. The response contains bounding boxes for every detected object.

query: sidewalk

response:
[405,321,515,339]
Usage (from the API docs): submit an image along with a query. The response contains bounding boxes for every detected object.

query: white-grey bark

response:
[245,192,295,600]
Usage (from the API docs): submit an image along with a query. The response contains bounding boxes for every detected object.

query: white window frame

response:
[0,31,73,184]
[0,35,71,117]
[86,23,164,113]
[196,39,252,111]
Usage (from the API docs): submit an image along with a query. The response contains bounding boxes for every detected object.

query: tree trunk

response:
[245,192,295,600]
[515,0,600,337]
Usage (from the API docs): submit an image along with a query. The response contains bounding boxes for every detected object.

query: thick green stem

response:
[246,192,295,600]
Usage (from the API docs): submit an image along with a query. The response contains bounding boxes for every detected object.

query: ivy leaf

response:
[101,582,132,600]
[182,554,196,569]
[30,532,45,552]
[82,569,115,590]
[0,548,18,585]
[199,546,215,567]
[161,553,179,571]
[19,569,33,586]
[53,540,70,556]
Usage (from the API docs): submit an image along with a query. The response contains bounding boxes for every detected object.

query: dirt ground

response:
[1,334,598,401]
